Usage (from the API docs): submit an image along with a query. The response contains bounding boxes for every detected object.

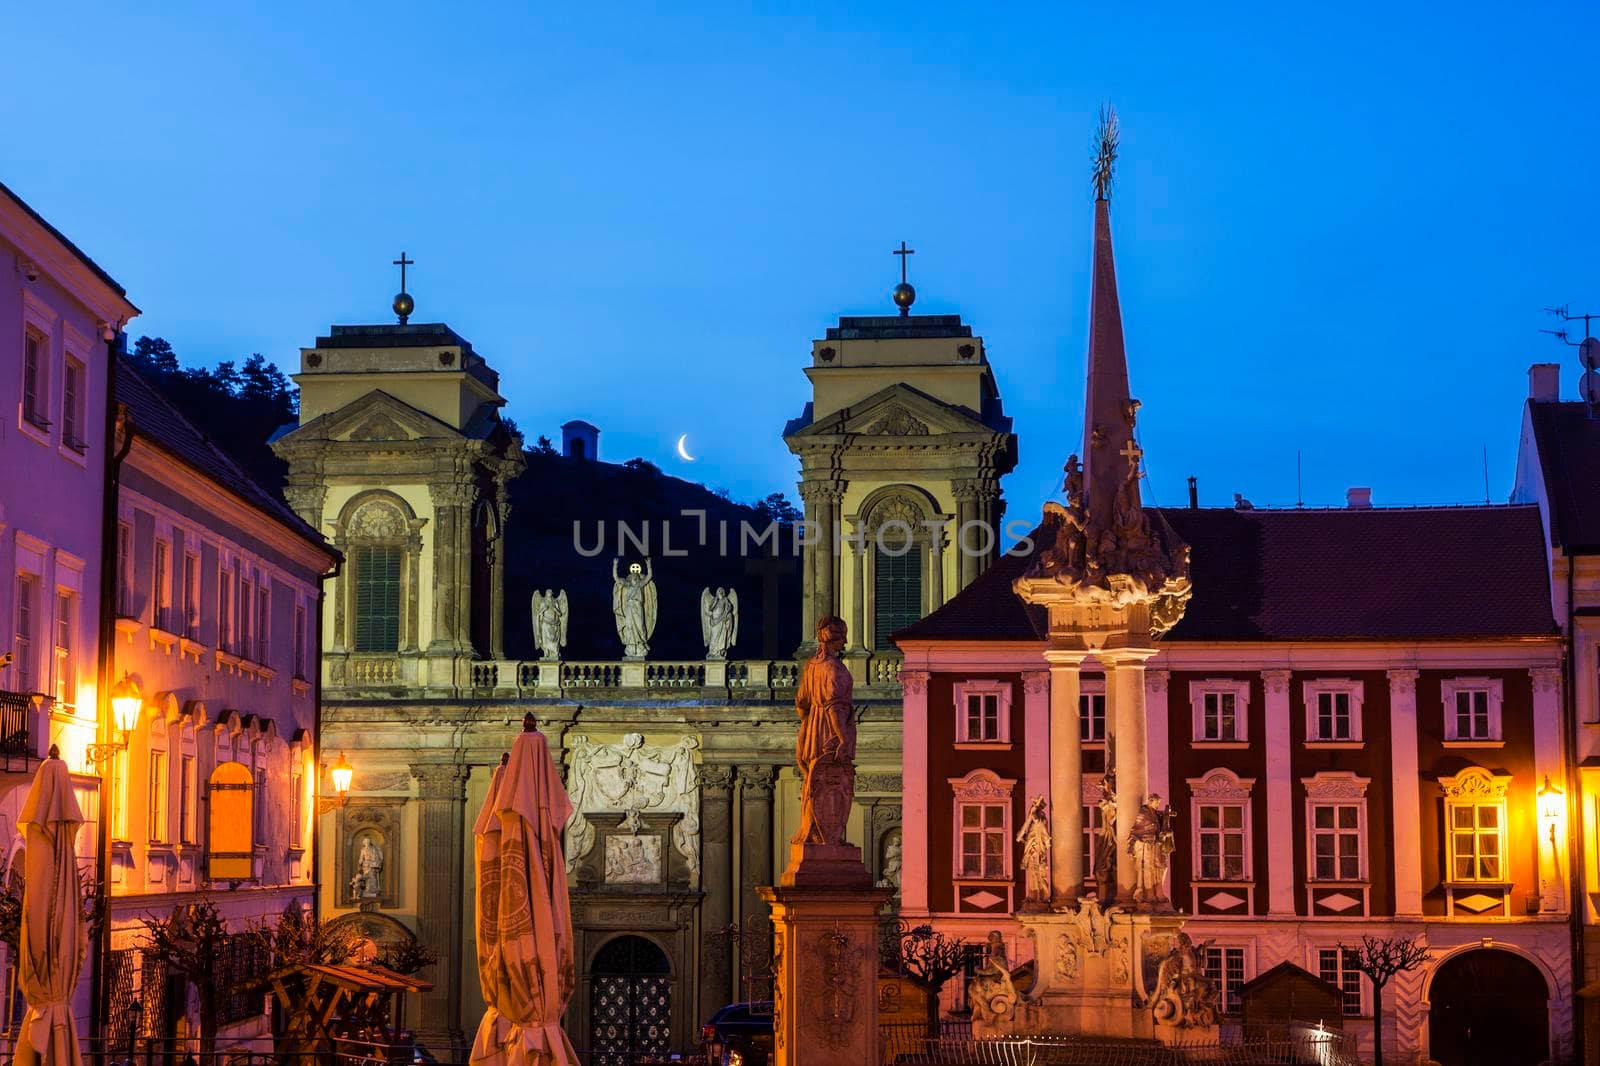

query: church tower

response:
[271,280,525,696]
[783,249,1017,673]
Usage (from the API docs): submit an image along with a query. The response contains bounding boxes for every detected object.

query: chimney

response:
[1346,487,1373,510]
[1529,363,1560,403]
[1187,476,1198,509]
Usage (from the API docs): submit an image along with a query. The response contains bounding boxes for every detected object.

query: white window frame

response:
[1187,768,1255,882]
[18,302,54,445]
[949,769,1015,882]
[1189,679,1250,745]
[954,680,1012,746]
[148,747,170,845]
[13,572,40,694]
[1203,944,1251,1015]
[1080,680,1106,745]
[1303,678,1364,744]
[1303,772,1369,883]
[1313,945,1364,1016]
[115,522,134,618]
[293,601,308,680]
[1439,767,1511,884]
[152,538,173,634]
[52,588,75,710]
[59,352,87,457]
[1441,677,1504,745]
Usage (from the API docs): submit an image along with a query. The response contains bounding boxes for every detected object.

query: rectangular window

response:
[1082,801,1103,876]
[873,544,924,650]
[116,524,133,616]
[353,546,402,652]
[219,564,234,653]
[1203,947,1247,1015]
[153,540,171,632]
[1080,692,1106,743]
[21,330,48,429]
[1311,803,1362,880]
[1454,690,1491,740]
[52,591,74,708]
[61,357,85,450]
[1317,948,1362,1016]
[180,755,197,844]
[239,575,253,658]
[182,553,200,639]
[1197,803,1246,880]
[148,750,168,843]
[1449,803,1503,881]
[290,764,303,848]
[965,692,1000,742]
[958,802,1007,879]
[14,575,37,692]
[257,585,270,662]
[1315,691,1352,741]
[1203,691,1239,741]
[293,603,308,679]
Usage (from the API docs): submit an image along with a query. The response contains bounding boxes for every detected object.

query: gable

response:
[789,382,995,440]
[275,389,462,447]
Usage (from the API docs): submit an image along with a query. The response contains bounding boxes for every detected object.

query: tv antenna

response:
[1543,304,1600,418]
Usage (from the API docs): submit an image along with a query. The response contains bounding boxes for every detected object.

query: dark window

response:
[572,438,586,461]
[873,544,922,650]
[353,545,401,652]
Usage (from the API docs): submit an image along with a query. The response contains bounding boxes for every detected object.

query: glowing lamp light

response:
[109,673,143,735]
[329,751,354,802]
[1539,774,1564,845]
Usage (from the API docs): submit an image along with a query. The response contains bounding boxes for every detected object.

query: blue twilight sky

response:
[6,3,1600,515]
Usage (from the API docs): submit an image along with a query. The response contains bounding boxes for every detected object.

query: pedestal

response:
[620,660,646,687]
[704,659,728,688]
[760,884,893,1066]
[780,841,871,889]
[537,660,560,689]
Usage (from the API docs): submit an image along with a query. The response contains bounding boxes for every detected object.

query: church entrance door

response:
[1428,948,1548,1065]
[589,935,672,1065]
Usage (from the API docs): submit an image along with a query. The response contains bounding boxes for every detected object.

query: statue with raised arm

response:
[531,588,568,661]
[612,558,657,659]
[791,615,855,847]
[1017,795,1052,907]
[700,586,739,660]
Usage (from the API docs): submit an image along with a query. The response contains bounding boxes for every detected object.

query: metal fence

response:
[878,1021,1360,1066]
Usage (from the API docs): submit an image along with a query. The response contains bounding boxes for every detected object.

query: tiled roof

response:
[1527,401,1600,551]
[0,179,132,303]
[895,505,1556,644]
[116,359,330,553]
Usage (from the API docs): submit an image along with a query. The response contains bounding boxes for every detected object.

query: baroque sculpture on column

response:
[1128,793,1176,908]
[531,589,568,661]
[1017,796,1052,910]
[700,587,739,660]
[612,559,657,659]
[791,614,855,853]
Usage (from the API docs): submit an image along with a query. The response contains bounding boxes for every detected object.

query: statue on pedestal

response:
[1095,770,1118,902]
[1128,793,1176,907]
[791,615,855,847]
[612,559,657,659]
[700,587,739,660]
[531,589,568,661]
[350,835,384,902]
[969,931,1020,1028]
[1149,931,1220,1029]
[1017,796,1052,907]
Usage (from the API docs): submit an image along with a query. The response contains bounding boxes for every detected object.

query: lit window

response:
[1190,681,1249,743]
[180,754,197,844]
[21,330,48,430]
[61,357,85,451]
[1441,678,1504,743]
[958,803,1007,879]
[1198,804,1247,880]
[290,760,304,849]
[954,681,1011,744]
[208,761,255,880]
[1204,947,1247,1014]
[14,575,37,693]
[1082,799,1102,876]
[1316,947,1362,1016]
[52,591,74,708]
[1080,691,1106,743]
[148,750,169,843]
[1311,804,1362,880]
[1440,767,1510,883]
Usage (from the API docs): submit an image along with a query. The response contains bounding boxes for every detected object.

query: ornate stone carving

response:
[347,413,409,442]
[357,770,413,793]
[1187,769,1255,802]
[612,558,657,659]
[1017,796,1052,906]
[862,405,929,436]
[856,772,902,794]
[877,829,902,890]
[1387,669,1418,695]
[737,764,776,795]
[810,923,868,1047]
[865,494,925,533]
[699,764,736,791]
[565,733,701,879]
[969,932,1020,1026]
[1024,672,1049,696]
[1063,895,1119,958]
[1055,934,1081,981]
[531,589,568,661]
[899,670,928,696]
[604,834,662,884]
[409,762,469,801]
[1532,666,1561,694]
[1262,669,1290,694]
[1128,793,1175,908]
[701,587,739,660]
[1439,767,1509,800]
[1303,771,1371,800]
[350,835,384,902]
[350,500,408,540]
[1149,931,1221,1030]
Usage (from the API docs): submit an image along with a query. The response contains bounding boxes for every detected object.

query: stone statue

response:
[1128,793,1176,906]
[612,559,657,659]
[877,831,902,890]
[1149,931,1220,1029]
[969,931,1020,1028]
[700,586,739,660]
[791,615,855,848]
[1017,795,1052,906]
[350,835,383,900]
[530,588,568,661]
[1095,771,1118,902]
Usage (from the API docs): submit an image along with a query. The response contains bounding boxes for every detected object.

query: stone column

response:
[1045,651,1085,904]
[738,765,776,929]
[815,489,836,620]
[928,522,945,610]
[798,486,818,649]
[1104,650,1154,904]
[1532,666,1566,913]
[403,530,423,653]
[952,482,979,591]
[1386,670,1422,916]
[427,481,471,655]
[849,525,866,650]
[410,762,470,1047]
[1262,669,1295,916]
[331,537,349,652]
[699,765,736,1013]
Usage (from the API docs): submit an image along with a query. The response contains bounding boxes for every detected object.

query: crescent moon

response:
[676,434,696,462]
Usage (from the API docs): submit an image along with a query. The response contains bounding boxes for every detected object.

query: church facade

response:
[274,293,1016,1056]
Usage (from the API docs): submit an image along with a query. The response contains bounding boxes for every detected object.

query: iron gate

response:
[589,935,671,1066]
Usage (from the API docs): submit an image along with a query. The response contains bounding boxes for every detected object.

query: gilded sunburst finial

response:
[1092,103,1119,201]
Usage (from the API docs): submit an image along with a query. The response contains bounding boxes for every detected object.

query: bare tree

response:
[140,898,238,1063]
[881,921,970,1039]
[1339,934,1427,1066]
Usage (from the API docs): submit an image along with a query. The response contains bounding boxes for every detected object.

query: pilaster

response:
[738,765,776,929]
[1262,669,1295,916]
[1386,669,1422,917]
[699,764,737,1014]
[899,670,930,914]
[1532,665,1566,913]
[409,761,470,1048]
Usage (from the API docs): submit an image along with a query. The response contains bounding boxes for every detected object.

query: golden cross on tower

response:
[1092,104,1119,201]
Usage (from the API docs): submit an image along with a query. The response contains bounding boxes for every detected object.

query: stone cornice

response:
[409,762,470,800]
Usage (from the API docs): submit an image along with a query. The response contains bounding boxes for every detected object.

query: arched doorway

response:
[1429,948,1549,1065]
[589,935,671,1066]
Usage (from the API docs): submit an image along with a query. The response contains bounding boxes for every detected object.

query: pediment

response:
[277,390,459,446]
[792,383,995,439]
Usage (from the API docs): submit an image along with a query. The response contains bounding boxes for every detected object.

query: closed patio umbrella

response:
[470,716,578,1066]
[15,746,88,1066]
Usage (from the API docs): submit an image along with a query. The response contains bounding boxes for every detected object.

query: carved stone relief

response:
[565,734,701,882]
[336,800,402,909]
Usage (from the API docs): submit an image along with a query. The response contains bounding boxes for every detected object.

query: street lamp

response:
[1539,774,1565,849]
[319,751,354,813]
[88,673,142,765]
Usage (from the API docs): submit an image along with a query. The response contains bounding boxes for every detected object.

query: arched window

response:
[338,495,419,655]
[207,761,255,881]
[861,490,938,650]
[353,545,401,651]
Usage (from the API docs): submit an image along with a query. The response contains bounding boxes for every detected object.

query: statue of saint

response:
[877,831,902,890]
[969,931,1019,1029]
[1017,796,1052,906]
[700,587,739,660]
[531,589,568,661]
[611,559,657,659]
[1128,793,1176,906]
[791,615,855,847]
[350,835,384,900]
[1150,931,1220,1029]
[1095,771,1118,902]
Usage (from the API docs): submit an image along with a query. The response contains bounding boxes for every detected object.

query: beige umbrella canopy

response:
[14,747,88,1066]
[470,717,578,1066]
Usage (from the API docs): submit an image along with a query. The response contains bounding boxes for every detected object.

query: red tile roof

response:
[895,505,1555,643]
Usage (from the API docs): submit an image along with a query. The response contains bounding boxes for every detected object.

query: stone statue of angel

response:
[531,588,568,661]
[612,558,657,659]
[700,586,739,660]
